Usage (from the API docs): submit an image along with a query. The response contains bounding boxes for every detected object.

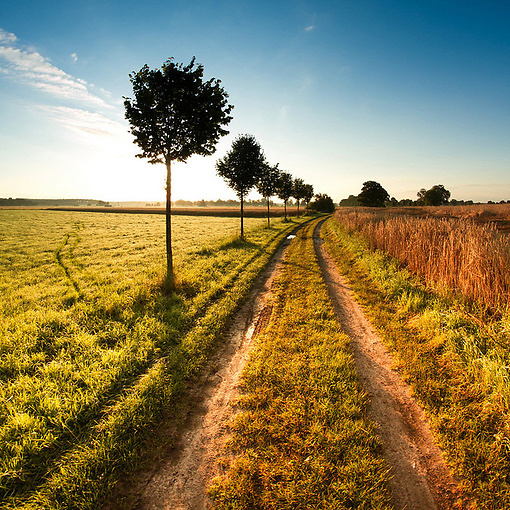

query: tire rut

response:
[102,224,306,510]
[314,219,470,510]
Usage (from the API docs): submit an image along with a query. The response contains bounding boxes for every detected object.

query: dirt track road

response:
[105,218,467,509]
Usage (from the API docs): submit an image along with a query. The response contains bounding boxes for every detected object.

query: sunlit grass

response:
[0,209,306,509]
[209,219,393,509]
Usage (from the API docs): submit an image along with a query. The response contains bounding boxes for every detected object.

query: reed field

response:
[324,213,510,508]
[210,219,393,509]
[0,209,305,509]
[334,207,510,314]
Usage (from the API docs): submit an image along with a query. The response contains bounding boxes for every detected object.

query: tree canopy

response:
[302,184,314,207]
[357,181,390,207]
[124,57,233,165]
[292,178,307,217]
[418,185,451,206]
[216,134,266,238]
[276,171,294,221]
[257,163,280,226]
[311,193,336,213]
[124,57,233,289]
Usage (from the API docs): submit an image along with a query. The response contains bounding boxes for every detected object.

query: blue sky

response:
[1,0,509,202]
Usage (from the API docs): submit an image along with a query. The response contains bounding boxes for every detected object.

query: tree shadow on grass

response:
[219,237,258,251]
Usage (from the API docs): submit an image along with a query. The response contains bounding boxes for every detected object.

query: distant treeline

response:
[338,195,510,207]
[174,198,289,207]
[0,197,295,208]
[0,198,111,207]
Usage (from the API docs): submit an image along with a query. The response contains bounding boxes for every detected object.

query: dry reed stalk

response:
[334,209,510,313]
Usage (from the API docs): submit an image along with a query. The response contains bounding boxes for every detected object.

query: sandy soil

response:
[104,219,472,509]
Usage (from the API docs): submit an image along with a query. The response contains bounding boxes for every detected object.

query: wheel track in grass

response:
[314,218,472,510]
[100,221,310,510]
[54,226,82,297]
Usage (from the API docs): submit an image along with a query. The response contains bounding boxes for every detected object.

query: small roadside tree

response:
[257,163,280,227]
[276,171,294,221]
[303,184,314,211]
[216,134,266,239]
[124,57,233,290]
[357,181,389,207]
[311,193,335,213]
[292,178,307,217]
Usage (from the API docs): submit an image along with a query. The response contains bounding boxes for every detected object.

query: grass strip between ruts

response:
[209,218,393,509]
[322,216,510,509]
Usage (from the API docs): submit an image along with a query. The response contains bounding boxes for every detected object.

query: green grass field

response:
[0,209,306,509]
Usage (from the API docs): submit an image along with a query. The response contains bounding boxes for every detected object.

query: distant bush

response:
[309,194,335,213]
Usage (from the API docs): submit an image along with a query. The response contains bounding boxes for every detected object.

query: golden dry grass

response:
[334,207,510,313]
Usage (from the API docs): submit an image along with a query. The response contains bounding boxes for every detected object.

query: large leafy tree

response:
[418,184,451,206]
[292,178,307,217]
[124,57,233,290]
[357,181,390,207]
[257,163,280,227]
[216,134,266,239]
[276,171,294,221]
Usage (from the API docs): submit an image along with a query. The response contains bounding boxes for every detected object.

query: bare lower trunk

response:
[266,197,270,227]
[240,193,244,239]
[166,160,175,291]
[284,199,287,221]
[297,199,300,217]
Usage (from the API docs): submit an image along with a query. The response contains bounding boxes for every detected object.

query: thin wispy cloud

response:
[304,25,315,32]
[0,28,108,108]
[35,105,126,138]
[0,29,17,44]
[71,52,78,63]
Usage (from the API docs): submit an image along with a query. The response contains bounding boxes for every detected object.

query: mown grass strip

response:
[322,216,510,509]
[1,213,310,510]
[209,219,393,510]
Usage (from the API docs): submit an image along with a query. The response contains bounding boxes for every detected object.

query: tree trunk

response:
[297,199,300,217]
[284,199,287,221]
[240,192,244,239]
[266,196,270,227]
[165,159,175,291]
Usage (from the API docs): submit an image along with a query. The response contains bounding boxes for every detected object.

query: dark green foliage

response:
[216,134,266,238]
[417,185,451,206]
[275,171,294,221]
[302,183,314,207]
[339,194,360,207]
[310,193,335,213]
[292,177,307,217]
[357,181,390,207]
[257,163,281,226]
[124,57,233,165]
[124,57,233,288]
[257,163,280,201]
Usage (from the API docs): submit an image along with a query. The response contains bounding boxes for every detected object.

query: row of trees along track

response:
[124,57,314,291]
